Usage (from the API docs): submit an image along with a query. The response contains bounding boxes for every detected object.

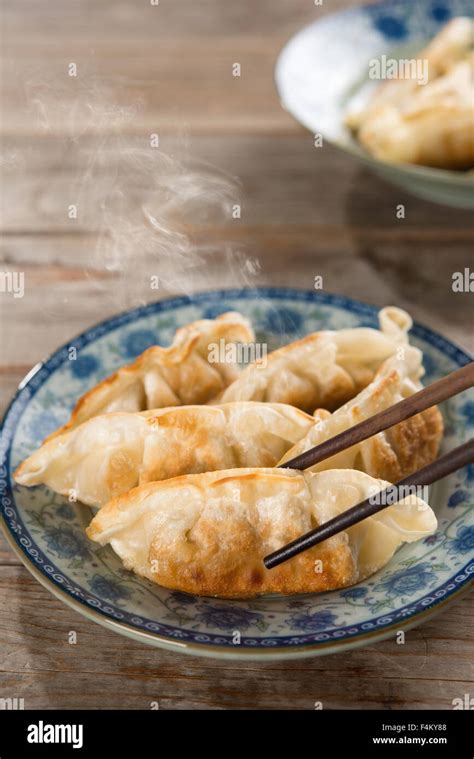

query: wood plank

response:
[1,41,302,136]
[1,239,472,375]
[2,0,337,40]
[2,136,473,233]
[1,1,353,136]
[0,535,21,566]
[0,567,472,709]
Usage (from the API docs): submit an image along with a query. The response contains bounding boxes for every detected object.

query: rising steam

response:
[21,73,261,311]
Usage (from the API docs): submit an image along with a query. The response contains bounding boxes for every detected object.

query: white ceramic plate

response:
[275,0,474,207]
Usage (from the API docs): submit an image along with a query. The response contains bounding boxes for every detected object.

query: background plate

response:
[275,0,474,207]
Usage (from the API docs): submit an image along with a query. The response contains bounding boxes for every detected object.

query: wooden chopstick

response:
[264,439,474,569]
[280,361,474,472]
[264,362,474,570]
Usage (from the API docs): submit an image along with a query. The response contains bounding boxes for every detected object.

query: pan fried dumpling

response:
[87,467,437,598]
[14,402,314,508]
[278,349,443,481]
[48,312,255,440]
[346,18,474,169]
[213,307,418,413]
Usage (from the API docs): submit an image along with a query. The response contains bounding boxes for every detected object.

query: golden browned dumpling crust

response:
[46,312,255,441]
[15,402,314,508]
[87,468,437,598]
[279,349,443,482]
[213,307,418,413]
[346,18,474,169]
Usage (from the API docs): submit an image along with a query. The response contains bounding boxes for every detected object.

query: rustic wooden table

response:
[0,0,472,709]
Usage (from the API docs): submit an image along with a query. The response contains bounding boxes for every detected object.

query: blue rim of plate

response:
[1,288,473,659]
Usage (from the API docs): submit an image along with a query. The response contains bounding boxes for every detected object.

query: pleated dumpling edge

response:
[86,467,437,598]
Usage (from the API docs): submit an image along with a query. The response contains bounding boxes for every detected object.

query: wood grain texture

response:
[2,136,474,233]
[1,0,348,136]
[0,0,473,710]
[0,567,472,710]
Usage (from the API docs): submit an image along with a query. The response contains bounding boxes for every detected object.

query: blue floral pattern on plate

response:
[1,289,473,659]
[69,354,99,379]
[121,329,160,359]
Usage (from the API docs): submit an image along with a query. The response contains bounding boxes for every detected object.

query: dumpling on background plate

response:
[213,307,419,413]
[47,311,255,440]
[346,18,474,170]
[87,467,437,598]
[14,402,314,508]
[279,347,443,481]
